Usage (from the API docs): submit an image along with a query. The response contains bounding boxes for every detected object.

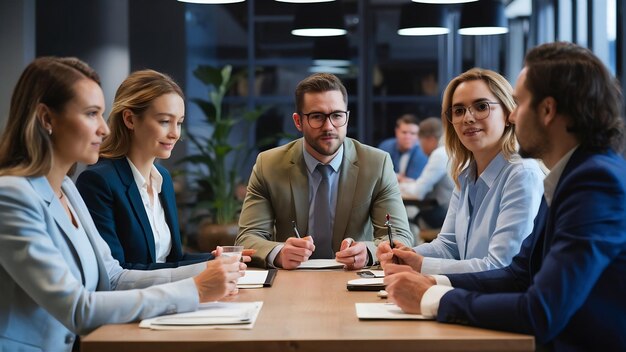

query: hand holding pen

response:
[275,221,315,270]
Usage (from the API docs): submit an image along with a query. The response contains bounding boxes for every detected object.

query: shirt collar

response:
[467,152,508,188]
[303,143,343,174]
[126,158,163,193]
[543,146,578,207]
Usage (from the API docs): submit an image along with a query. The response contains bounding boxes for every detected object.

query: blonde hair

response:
[441,68,517,187]
[0,57,100,176]
[100,69,184,158]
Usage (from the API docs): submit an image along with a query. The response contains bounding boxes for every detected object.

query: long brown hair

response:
[441,68,517,187]
[0,57,100,176]
[100,69,184,159]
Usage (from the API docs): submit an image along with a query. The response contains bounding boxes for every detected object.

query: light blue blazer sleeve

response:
[0,176,205,351]
[414,157,545,274]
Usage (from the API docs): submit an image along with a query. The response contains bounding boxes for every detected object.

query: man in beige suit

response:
[236,73,413,269]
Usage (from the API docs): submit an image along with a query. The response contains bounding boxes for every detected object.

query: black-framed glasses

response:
[301,110,350,129]
[445,101,500,124]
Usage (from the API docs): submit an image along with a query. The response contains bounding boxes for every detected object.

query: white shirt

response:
[127,158,172,263]
[398,152,411,176]
[419,147,579,318]
[399,145,454,206]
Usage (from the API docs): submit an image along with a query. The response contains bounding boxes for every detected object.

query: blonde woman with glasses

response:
[377,68,544,275]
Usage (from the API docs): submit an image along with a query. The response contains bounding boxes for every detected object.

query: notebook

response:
[237,269,277,288]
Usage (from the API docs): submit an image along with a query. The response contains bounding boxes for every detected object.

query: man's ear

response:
[293,112,303,132]
[35,103,53,131]
[539,96,557,126]
[122,109,135,130]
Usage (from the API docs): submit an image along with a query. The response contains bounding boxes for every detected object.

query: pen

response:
[386,213,399,264]
[385,213,394,249]
[292,221,302,239]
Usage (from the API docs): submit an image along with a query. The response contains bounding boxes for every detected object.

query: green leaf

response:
[193,65,224,87]
[191,98,217,124]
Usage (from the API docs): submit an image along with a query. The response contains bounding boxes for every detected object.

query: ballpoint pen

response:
[385,214,393,248]
[386,213,399,264]
[292,220,302,239]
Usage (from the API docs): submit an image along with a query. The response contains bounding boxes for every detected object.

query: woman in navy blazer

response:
[0,57,242,351]
[76,70,214,269]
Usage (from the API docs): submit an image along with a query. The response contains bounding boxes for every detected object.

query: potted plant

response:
[179,65,269,251]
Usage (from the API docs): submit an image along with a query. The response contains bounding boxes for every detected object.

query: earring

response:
[47,129,52,135]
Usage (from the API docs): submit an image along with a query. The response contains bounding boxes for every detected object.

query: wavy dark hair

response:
[524,41,624,152]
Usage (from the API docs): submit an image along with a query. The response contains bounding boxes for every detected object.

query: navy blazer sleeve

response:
[76,163,213,270]
[437,152,626,350]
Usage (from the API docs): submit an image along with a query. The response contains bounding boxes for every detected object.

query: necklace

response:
[58,191,64,200]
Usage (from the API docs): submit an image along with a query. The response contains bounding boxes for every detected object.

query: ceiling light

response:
[178,0,245,4]
[308,66,350,74]
[276,0,334,3]
[459,0,509,35]
[291,2,347,37]
[398,2,449,36]
[412,0,477,3]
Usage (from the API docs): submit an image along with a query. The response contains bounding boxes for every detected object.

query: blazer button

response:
[65,334,75,344]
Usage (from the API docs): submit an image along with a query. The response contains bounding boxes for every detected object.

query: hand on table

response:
[384,270,436,314]
[335,238,367,270]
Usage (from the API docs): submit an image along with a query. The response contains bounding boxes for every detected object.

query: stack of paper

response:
[139,301,263,330]
[296,259,344,269]
[355,303,431,320]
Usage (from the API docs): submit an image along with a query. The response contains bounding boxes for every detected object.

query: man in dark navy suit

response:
[383,42,626,351]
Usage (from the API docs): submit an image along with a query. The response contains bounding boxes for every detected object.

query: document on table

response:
[139,301,263,330]
[296,259,344,269]
[237,269,277,288]
[355,303,432,320]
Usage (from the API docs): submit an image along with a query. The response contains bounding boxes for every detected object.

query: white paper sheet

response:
[348,278,385,286]
[295,259,344,269]
[355,303,431,320]
[139,301,263,330]
[237,270,269,288]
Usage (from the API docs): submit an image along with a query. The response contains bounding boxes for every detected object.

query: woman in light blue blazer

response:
[76,70,216,270]
[0,57,244,352]
[377,68,545,275]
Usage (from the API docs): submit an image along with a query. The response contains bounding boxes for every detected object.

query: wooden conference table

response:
[81,270,534,352]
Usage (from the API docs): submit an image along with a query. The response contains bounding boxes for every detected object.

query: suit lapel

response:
[540,149,585,260]
[333,139,358,250]
[61,179,110,290]
[159,172,182,261]
[289,140,310,234]
[30,177,88,284]
[113,158,157,262]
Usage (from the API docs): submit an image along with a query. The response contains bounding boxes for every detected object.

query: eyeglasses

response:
[301,110,350,129]
[445,101,500,124]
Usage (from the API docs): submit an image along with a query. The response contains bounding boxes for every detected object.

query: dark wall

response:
[129,0,187,90]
